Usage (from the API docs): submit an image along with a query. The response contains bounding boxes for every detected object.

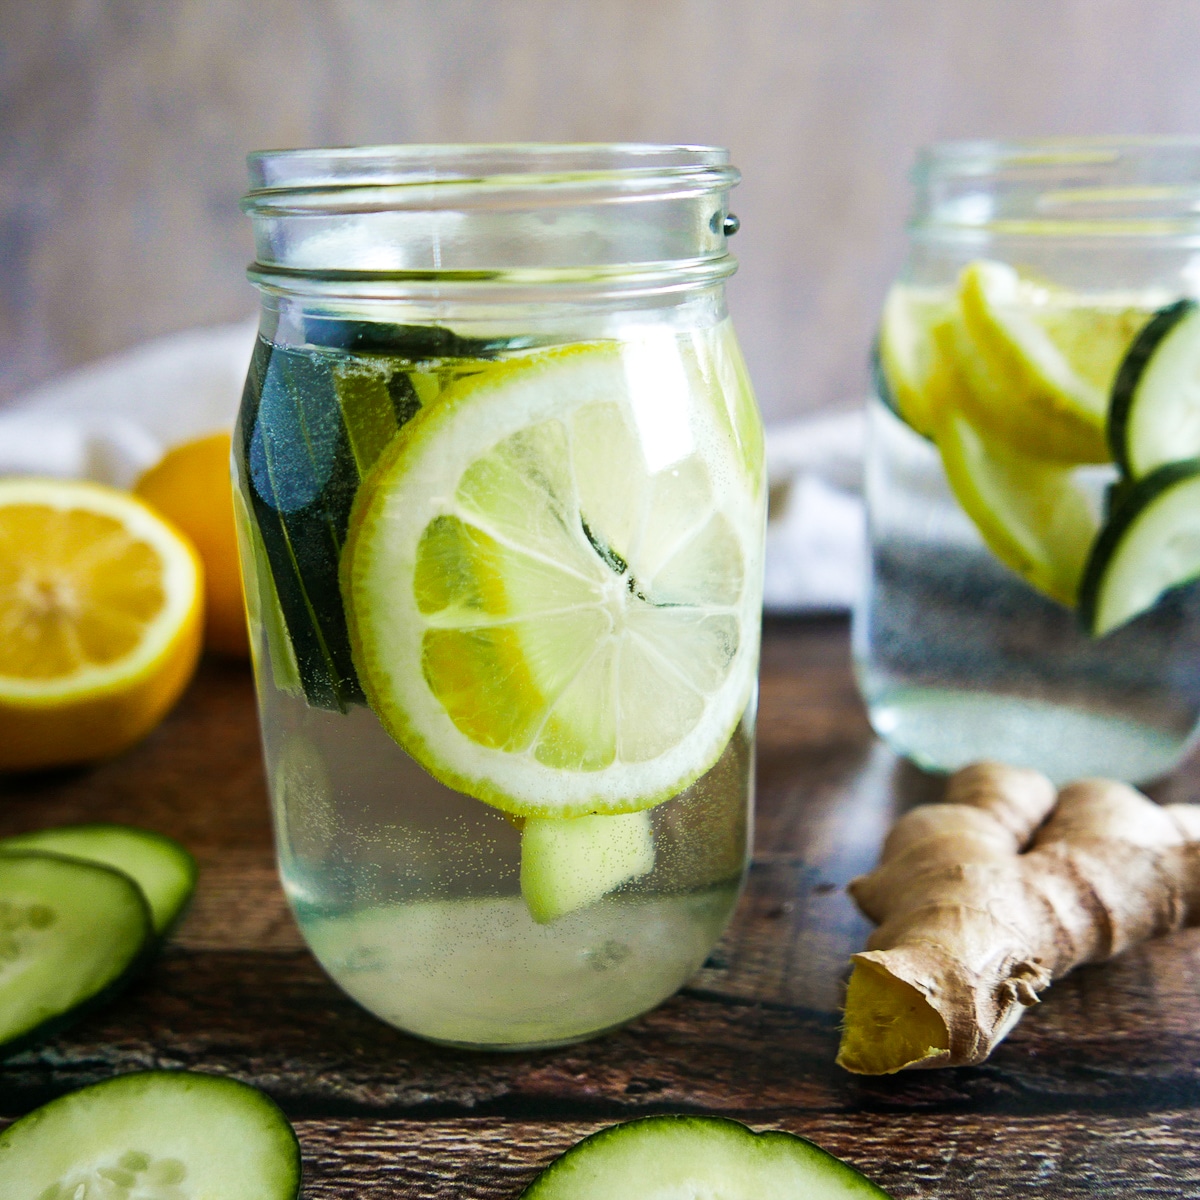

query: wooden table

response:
[3,616,1199,1198]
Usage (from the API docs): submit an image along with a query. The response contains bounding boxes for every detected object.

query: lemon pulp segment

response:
[343,341,763,817]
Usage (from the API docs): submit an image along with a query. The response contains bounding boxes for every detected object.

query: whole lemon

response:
[136,431,248,658]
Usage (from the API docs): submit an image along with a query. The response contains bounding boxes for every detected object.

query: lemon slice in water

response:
[342,341,763,817]
[935,406,1098,607]
[877,283,957,437]
[956,260,1154,462]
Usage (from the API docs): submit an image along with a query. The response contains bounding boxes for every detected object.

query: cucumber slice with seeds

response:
[0,1071,300,1199]
[0,825,196,938]
[1079,458,1200,636]
[1109,299,1200,477]
[520,1114,893,1199]
[0,852,151,1054]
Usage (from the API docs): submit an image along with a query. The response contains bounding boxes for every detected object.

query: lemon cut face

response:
[342,341,763,817]
[0,479,203,770]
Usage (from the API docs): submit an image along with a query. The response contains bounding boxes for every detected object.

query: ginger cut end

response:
[837,959,950,1075]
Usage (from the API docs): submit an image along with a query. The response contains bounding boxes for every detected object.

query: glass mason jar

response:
[235,144,764,1049]
[856,137,1200,785]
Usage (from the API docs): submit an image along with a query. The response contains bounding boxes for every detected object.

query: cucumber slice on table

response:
[0,825,196,938]
[0,1071,300,1199]
[1109,299,1200,477]
[520,1115,893,1199]
[1079,459,1200,637]
[0,852,151,1054]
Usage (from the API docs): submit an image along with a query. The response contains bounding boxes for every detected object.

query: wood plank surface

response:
[2,616,1198,1197]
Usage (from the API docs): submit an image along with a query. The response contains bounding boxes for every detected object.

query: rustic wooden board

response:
[2,617,1198,1197]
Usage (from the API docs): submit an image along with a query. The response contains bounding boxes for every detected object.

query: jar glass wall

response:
[855,137,1200,784]
[236,145,765,1049]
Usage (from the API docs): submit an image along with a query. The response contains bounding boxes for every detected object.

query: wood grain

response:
[292,1112,1200,1199]
[2,618,1200,1197]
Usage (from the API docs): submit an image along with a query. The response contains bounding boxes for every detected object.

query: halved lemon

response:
[0,479,203,771]
[342,341,763,817]
[956,259,1154,462]
[935,406,1097,607]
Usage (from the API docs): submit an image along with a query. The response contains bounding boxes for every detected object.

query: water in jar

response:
[234,316,764,1048]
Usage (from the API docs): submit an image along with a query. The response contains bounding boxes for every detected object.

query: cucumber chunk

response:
[0,825,196,938]
[520,1115,893,1199]
[1109,299,1200,477]
[520,812,655,924]
[0,1070,301,1199]
[0,853,151,1054]
[1079,459,1200,636]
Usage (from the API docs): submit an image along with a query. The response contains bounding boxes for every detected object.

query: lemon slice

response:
[0,479,203,771]
[877,283,957,437]
[342,341,763,817]
[935,406,1098,607]
[955,260,1153,462]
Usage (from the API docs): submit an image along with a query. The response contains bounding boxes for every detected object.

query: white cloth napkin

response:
[0,324,867,612]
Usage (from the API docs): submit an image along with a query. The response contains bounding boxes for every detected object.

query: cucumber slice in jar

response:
[519,1115,893,1199]
[0,852,151,1054]
[235,331,507,711]
[0,1071,301,1199]
[1109,299,1200,477]
[519,811,655,924]
[1079,459,1200,637]
[0,825,196,938]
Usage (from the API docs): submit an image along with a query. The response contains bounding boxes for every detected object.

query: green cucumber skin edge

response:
[518,1114,893,1198]
[0,1070,302,1199]
[1108,298,1197,475]
[0,824,198,940]
[1078,457,1200,636]
[0,851,153,1060]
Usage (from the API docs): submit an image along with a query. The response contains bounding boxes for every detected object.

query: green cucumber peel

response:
[1079,457,1200,637]
[1108,298,1198,476]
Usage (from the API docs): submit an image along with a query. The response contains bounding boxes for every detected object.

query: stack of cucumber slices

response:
[0,824,195,1055]
[877,263,1200,636]
[1087,300,1200,635]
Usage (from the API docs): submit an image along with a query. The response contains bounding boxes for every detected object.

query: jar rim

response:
[915,134,1200,178]
[243,143,739,216]
[910,135,1200,241]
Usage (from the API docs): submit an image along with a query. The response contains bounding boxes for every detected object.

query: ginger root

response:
[837,761,1200,1074]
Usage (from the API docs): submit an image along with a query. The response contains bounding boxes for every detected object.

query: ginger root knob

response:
[837,761,1200,1074]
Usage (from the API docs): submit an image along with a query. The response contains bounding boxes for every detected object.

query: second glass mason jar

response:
[235,144,764,1049]
[856,137,1200,785]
